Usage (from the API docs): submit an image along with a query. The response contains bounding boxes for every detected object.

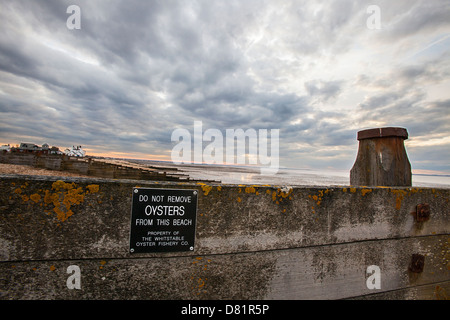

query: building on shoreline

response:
[1,142,85,157]
[9,143,63,155]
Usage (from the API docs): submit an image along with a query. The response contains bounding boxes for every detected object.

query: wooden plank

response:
[0,176,449,261]
[1,235,448,300]
[349,280,450,300]
[265,235,450,299]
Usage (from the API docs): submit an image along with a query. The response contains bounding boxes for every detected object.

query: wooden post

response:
[350,127,412,186]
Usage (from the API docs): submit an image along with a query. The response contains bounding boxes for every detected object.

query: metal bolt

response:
[415,203,430,222]
[130,248,134,253]
[409,254,425,273]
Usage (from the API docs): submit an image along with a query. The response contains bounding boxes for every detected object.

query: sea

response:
[134,160,450,188]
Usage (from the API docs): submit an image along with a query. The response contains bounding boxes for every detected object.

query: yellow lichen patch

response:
[52,186,85,222]
[343,188,347,193]
[349,188,356,193]
[237,197,241,203]
[272,187,293,203]
[361,188,372,197]
[197,183,212,196]
[238,185,259,196]
[49,265,56,271]
[270,187,294,213]
[29,193,41,203]
[21,194,29,202]
[191,257,211,296]
[193,257,203,263]
[216,186,222,192]
[245,186,256,194]
[195,277,207,293]
[409,188,419,194]
[391,189,407,210]
[310,189,327,206]
[14,188,22,194]
[44,190,58,204]
[42,180,89,222]
[309,189,332,214]
[53,206,74,222]
[52,180,75,192]
[87,184,99,193]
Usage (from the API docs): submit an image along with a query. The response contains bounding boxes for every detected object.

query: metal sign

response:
[129,188,198,253]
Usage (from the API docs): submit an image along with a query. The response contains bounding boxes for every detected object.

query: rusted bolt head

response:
[409,254,425,273]
[415,203,430,222]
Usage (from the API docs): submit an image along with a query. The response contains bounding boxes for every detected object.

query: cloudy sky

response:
[1,0,449,174]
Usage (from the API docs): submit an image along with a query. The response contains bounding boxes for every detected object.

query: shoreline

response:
[1,160,449,189]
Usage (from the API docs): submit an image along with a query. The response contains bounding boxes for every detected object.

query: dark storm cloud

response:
[0,0,449,172]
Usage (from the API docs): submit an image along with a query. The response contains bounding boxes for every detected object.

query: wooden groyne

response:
[0,175,448,299]
[1,128,449,300]
[0,152,216,183]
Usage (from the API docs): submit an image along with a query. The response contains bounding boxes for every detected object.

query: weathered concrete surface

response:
[0,175,449,299]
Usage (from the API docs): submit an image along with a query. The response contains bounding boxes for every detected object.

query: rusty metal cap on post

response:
[357,127,408,141]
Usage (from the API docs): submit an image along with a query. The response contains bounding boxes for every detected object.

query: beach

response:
[3,158,447,188]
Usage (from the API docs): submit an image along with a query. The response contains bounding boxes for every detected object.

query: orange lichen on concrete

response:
[197,183,212,196]
[391,189,407,210]
[44,181,86,222]
[272,187,293,204]
[361,188,372,196]
[245,186,257,194]
[191,257,210,295]
[309,189,329,207]
[52,180,75,192]
[308,189,332,214]
[87,184,100,193]
[12,180,102,223]
[29,193,41,203]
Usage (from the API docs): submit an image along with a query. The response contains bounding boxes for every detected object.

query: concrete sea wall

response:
[0,174,449,299]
